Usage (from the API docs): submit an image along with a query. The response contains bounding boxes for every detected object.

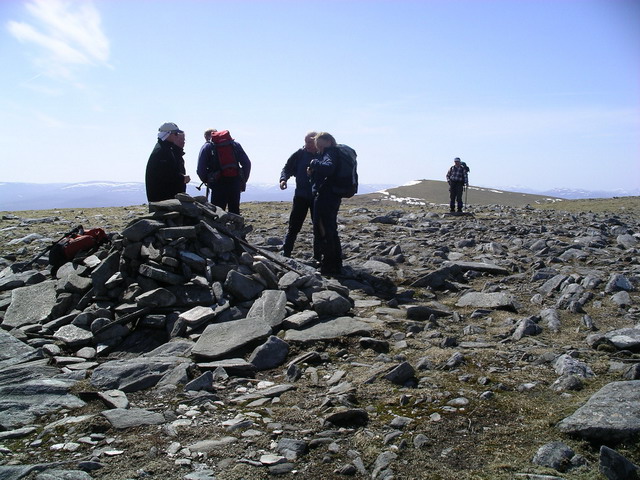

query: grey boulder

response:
[3,280,57,329]
[455,292,520,312]
[557,380,640,442]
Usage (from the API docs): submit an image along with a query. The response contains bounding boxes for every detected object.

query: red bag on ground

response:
[49,227,107,272]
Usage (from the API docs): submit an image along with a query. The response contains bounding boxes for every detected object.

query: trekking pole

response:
[201,220,304,275]
[464,185,469,210]
[193,200,305,274]
[18,225,83,272]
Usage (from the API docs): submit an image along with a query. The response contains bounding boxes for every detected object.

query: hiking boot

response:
[320,263,343,276]
[321,268,342,277]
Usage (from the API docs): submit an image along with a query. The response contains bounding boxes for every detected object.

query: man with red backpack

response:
[197,129,251,214]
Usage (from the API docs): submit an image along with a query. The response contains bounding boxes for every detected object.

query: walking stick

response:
[195,182,211,202]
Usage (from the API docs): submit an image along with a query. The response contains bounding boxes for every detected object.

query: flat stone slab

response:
[405,304,452,320]
[143,340,194,358]
[604,328,640,351]
[246,290,287,328]
[192,317,272,360]
[443,261,510,275]
[0,465,41,479]
[34,469,94,480]
[121,219,164,242]
[101,408,165,429]
[312,291,352,317]
[178,305,217,328]
[0,361,85,430]
[91,356,192,393]
[284,317,377,343]
[0,330,42,369]
[556,380,640,442]
[53,325,93,348]
[188,436,238,453]
[3,280,57,329]
[455,292,520,312]
[98,390,129,409]
[362,260,394,274]
[231,384,296,405]
[282,310,319,330]
[197,358,257,377]
[0,269,46,291]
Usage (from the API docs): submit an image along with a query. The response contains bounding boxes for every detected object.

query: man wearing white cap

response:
[145,122,191,203]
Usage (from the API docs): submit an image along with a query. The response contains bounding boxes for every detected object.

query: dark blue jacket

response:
[309,147,338,197]
[279,148,318,200]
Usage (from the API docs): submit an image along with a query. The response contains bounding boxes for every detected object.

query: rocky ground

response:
[0,194,638,480]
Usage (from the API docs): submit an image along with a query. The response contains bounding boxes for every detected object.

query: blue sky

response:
[1,0,638,193]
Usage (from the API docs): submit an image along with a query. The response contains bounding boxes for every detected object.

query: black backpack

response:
[332,144,358,198]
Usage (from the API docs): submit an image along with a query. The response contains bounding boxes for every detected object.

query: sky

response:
[1,0,639,194]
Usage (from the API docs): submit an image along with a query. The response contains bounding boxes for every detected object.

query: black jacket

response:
[279,148,318,200]
[145,139,186,202]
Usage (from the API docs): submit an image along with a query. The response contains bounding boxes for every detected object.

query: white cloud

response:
[7,0,110,82]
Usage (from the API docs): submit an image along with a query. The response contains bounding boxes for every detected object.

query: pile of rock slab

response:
[0,195,377,417]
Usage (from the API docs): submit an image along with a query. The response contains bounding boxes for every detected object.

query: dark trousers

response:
[283,195,316,257]
[211,177,242,215]
[449,182,465,211]
[313,193,342,273]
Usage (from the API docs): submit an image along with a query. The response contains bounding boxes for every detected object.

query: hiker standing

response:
[279,131,321,258]
[145,122,191,203]
[446,157,469,213]
[197,129,251,215]
[196,128,218,201]
[308,132,343,275]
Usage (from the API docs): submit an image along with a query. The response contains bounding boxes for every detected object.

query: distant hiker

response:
[196,129,251,215]
[279,131,321,258]
[196,128,218,201]
[307,132,343,275]
[145,122,190,204]
[446,157,469,213]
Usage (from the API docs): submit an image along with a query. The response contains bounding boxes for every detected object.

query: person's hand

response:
[279,180,287,190]
[184,175,191,184]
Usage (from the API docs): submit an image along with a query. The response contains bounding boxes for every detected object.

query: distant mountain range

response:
[0,181,637,212]
[0,181,394,211]
[496,186,640,200]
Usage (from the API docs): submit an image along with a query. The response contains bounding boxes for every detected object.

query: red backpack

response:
[49,227,107,272]
[211,130,239,177]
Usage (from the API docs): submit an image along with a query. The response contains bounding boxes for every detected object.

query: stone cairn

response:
[0,194,376,431]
